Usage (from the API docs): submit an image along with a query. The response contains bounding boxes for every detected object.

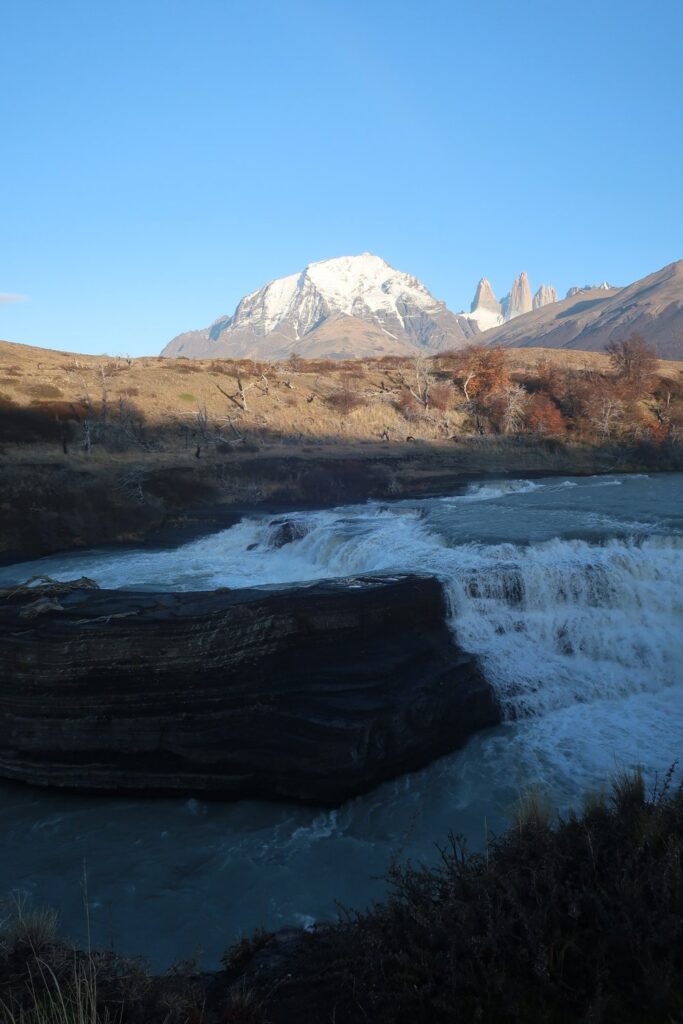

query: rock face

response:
[163,254,478,361]
[468,278,503,331]
[467,272,558,329]
[0,575,500,804]
[473,260,683,358]
[566,282,612,298]
[502,271,533,320]
[533,284,558,309]
[470,277,502,315]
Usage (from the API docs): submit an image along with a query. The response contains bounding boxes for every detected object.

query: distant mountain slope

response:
[478,260,683,358]
[163,253,478,360]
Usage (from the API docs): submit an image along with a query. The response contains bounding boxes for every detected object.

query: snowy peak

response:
[163,253,477,360]
[306,253,440,318]
[222,253,447,342]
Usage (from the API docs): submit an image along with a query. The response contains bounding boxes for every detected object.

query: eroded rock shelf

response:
[0,574,500,804]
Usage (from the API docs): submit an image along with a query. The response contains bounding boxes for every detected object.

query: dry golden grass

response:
[1,339,680,455]
[1,339,681,561]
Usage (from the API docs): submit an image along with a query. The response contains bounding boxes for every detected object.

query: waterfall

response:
[3,474,681,727]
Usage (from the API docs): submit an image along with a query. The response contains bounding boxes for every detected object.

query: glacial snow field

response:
[2,472,682,968]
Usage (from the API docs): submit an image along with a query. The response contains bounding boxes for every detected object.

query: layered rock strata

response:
[0,575,499,804]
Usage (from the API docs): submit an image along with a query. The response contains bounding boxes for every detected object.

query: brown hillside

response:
[1,338,681,562]
[479,260,683,358]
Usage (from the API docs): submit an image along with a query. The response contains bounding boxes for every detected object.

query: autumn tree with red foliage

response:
[448,346,509,401]
[525,393,567,435]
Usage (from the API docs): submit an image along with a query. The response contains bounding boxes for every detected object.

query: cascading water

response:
[1,472,681,967]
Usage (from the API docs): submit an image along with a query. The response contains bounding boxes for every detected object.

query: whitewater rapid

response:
[5,473,681,726]
[1,472,682,966]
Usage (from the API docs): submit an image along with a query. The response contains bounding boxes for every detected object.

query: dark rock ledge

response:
[0,574,500,804]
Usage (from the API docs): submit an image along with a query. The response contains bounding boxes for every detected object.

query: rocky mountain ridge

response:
[161,253,682,361]
[467,272,558,330]
[477,259,683,358]
[163,253,477,361]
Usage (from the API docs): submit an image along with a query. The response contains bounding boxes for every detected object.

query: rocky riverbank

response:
[3,437,680,565]
[0,573,499,803]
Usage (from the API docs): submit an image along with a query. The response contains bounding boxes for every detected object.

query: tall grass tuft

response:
[514,785,554,831]
[611,765,646,812]
[2,894,58,955]
[0,953,115,1023]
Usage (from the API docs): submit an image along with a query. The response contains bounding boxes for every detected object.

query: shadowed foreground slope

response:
[1,769,681,1023]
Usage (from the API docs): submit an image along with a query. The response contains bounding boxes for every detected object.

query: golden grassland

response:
[2,338,681,448]
[1,338,681,561]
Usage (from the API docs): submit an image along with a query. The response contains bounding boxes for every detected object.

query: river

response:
[1,471,682,968]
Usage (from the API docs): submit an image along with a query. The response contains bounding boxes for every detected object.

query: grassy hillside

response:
[1,339,682,561]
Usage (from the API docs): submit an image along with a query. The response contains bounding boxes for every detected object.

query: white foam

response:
[460,479,543,501]
[2,477,681,736]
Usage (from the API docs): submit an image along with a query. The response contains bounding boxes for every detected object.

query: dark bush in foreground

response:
[2,769,681,1023]
[0,397,77,444]
[248,767,683,1023]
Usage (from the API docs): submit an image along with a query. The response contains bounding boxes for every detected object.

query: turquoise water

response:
[1,472,682,968]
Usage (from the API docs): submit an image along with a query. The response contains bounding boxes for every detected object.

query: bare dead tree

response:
[218,414,245,442]
[461,371,476,403]
[215,381,244,411]
[215,368,261,412]
[235,369,251,411]
[78,379,94,453]
[99,366,109,430]
[386,356,435,410]
[606,334,657,392]
[501,383,529,434]
[82,418,92,453]
[116,397,158,451]
[590,394,624,439]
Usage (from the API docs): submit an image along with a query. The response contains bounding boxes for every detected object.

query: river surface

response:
[1,472,682,968]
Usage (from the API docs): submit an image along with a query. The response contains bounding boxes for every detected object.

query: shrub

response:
[428,382,455,411]
[0,398,72,444]
[394,389,422,420]
[23,383,63,399]
[514,785,554,831]
[260,766,683,1023]
[325,387,366,415]
[1,893,58,954]
[525,393,567,435]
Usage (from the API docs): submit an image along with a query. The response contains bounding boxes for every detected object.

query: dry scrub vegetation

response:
[1,338,682,559]
[1,768,682,1023]
[1,337,681,453]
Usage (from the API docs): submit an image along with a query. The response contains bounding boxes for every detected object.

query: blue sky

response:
[2,0,682,356]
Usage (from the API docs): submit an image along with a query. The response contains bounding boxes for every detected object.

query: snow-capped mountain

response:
[162,253,477,360]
